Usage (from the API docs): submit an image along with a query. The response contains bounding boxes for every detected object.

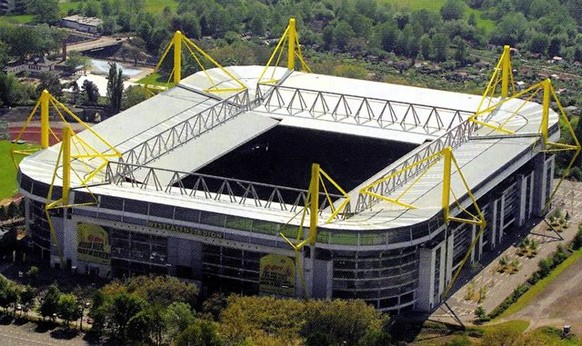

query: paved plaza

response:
[432,179,582,326]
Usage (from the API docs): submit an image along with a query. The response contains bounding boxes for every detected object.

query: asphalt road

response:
[0,322,88,346]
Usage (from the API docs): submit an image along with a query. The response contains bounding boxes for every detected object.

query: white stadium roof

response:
[20,66,559,230]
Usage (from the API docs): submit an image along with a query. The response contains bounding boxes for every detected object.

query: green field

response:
[382,0,495,32]
[57,0,178,15]
[0,14,34,25]
[142,0,179,13]
[0,140,39,200]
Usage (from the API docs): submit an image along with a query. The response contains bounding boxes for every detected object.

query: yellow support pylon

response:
[40,90,50,149]
[258,17,312,84]
[278,163,350,298]
[477,45,515,113]
[360,147,486,228]
[308,163,319,245]
[11,90,121,169]
[147,31,246,93]
[62,126,71,203]
[287,18,296,70]
[501,45,511,98]
[173,31,182,84]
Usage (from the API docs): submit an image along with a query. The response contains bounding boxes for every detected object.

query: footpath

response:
[431,179,582,325]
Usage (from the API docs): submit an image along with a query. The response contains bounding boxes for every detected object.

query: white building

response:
[62,15,102,34]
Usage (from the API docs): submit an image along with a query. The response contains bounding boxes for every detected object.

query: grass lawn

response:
[58,0,178,15]
[383,0,445,12]
[0,14,34,25]
[144,0,179,13]
[0,140,39,200]
[498,247,582,318]
[382,0,495,33]
[137,73,174,87]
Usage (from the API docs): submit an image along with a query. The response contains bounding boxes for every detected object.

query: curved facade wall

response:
[20,150,553,312]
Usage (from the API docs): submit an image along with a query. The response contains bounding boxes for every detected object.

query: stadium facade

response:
[18,55,564,313]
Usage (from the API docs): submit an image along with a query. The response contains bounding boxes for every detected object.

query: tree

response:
[20,285,35,314]
[124,275,198,307]
[163,302,196,341]
[88,290,108,337]
[172,12,201,39]
[39,285,60,320]
[0,73,30,107]
[453,36,468,66]
[528,32,550,54]
[101,0,113,16]
[333,21,355,50]
[58,293,82,327]
[127,309,154,344]
[529,0,553,19]
[107,63,124,113]
[0,40,8,67]
[440,0,465,21]
[84,0,100,17]
[36,73,62,99]
[64,51,89,75]
[82,80,100,104]
[432,33,450,62]
[122,85,150,110]
[108,293,146,343]
[420,35,432,60]
[322,25,334,50]
[490,12,528,46]
[375,22,399,52]
[301,300,387,346]
[26,266,39,285]
[249,14,266,36]
[27,0,60,25]
[548,35,563,57]
[175,319,223,346]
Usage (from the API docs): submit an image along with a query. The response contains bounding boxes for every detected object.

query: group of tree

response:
[86,278,392,345]
[0,274,34,318]
[89,275,199,344]
[0,24,65,63]
[0,271,392,345]
[48,0,582,68]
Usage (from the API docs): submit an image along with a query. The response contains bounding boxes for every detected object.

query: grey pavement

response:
[0,322,88,346]
[431,179,582,324]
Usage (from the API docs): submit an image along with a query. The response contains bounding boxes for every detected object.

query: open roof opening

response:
[177,126,417,195]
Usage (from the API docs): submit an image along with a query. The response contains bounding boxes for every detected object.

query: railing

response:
[355,120,477,212]
[103,161,352,215]
[119,89,251,167]
[256,84,474,134]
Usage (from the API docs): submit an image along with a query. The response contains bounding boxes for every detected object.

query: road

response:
[505,252,582,335]
[0,322,88,346]
[66,36,127,53]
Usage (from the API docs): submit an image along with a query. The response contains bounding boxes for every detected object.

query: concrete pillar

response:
[532,153,548,216]
[416,247,435,311]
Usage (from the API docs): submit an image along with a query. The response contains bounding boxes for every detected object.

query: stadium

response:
[16,20,578,313]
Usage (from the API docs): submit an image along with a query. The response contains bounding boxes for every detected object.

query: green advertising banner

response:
[77,223,111,265]
[259,254,295,297]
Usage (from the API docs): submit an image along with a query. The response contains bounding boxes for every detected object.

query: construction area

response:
[12,18,580,314]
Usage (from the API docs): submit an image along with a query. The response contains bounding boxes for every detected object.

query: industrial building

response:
[17,25,576,313]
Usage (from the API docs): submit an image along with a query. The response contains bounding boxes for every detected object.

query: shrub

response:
[474,305,490,323]
[572,227,582,250]
[489,284,529,318]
